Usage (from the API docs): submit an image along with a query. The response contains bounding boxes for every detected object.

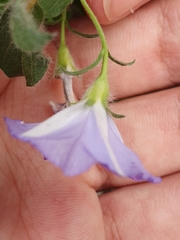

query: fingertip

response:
[86,0,108,25]
[86,0,151,25]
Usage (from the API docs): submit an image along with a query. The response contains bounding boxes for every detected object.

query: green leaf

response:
[10,0,52,52]
[0,0,10,5]
[0,8,23,77]
[44,14,61,25]
[0,5,7,18]
[108,52,136,66]
[37,0,73,19]
[22,52,49,86]
[31,2,44,26]
[0,8,49,86]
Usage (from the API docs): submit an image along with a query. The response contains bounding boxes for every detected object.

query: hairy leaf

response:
[0,0,10,5]
[22,52,49,86]
[31,2,44,26]
[10,0,52,52]
[0,8,23,77]
[0,9,49,86]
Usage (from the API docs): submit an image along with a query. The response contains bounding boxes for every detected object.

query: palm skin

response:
[0,0,180,239]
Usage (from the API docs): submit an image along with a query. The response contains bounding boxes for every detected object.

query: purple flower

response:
[4,100,161,183]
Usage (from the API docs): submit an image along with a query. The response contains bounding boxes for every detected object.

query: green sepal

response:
[108,109,125,118]
[66,21,98,38]
[108,52,135,66]
[60,49,104,76]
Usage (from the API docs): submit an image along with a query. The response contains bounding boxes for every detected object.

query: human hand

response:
[1,0,180,239]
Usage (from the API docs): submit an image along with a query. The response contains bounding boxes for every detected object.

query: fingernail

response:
[103,0,150,21]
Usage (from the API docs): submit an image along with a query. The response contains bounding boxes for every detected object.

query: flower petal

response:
[106,115,161,183]
[4,117,38,136]
[21,100,87,138]
[5,106,96,176]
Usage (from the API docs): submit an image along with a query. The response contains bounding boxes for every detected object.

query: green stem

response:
[59,9,66,51]
[58,9,76,104]
[80,0,108,77]
[57,10,66,67]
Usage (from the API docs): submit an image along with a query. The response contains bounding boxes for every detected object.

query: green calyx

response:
[57,44,75,72]
[85,73,109,107]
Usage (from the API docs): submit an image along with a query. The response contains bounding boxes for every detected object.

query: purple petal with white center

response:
[4,102,161,183]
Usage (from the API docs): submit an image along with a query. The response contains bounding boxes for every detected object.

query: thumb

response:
[86,0,151,25]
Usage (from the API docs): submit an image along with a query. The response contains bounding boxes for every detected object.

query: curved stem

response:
[60,49,104,76]
[66,21,99,38]
[80,0,108,77]
[60,9,66,47]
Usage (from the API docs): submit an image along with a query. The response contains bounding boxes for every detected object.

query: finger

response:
[0,69,105,238]
[65,0,180,99]
[113,87,180,177]
[100,172,180,239]
[0,155,105,239]
[0,70,11,94]
[86,0,151,24]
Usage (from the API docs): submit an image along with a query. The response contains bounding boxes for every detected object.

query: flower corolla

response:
[5,99,161,183]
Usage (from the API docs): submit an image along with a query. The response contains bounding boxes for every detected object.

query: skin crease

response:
[0,0,180,239]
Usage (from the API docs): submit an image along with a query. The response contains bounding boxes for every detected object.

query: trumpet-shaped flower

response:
[5,99,161,183]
